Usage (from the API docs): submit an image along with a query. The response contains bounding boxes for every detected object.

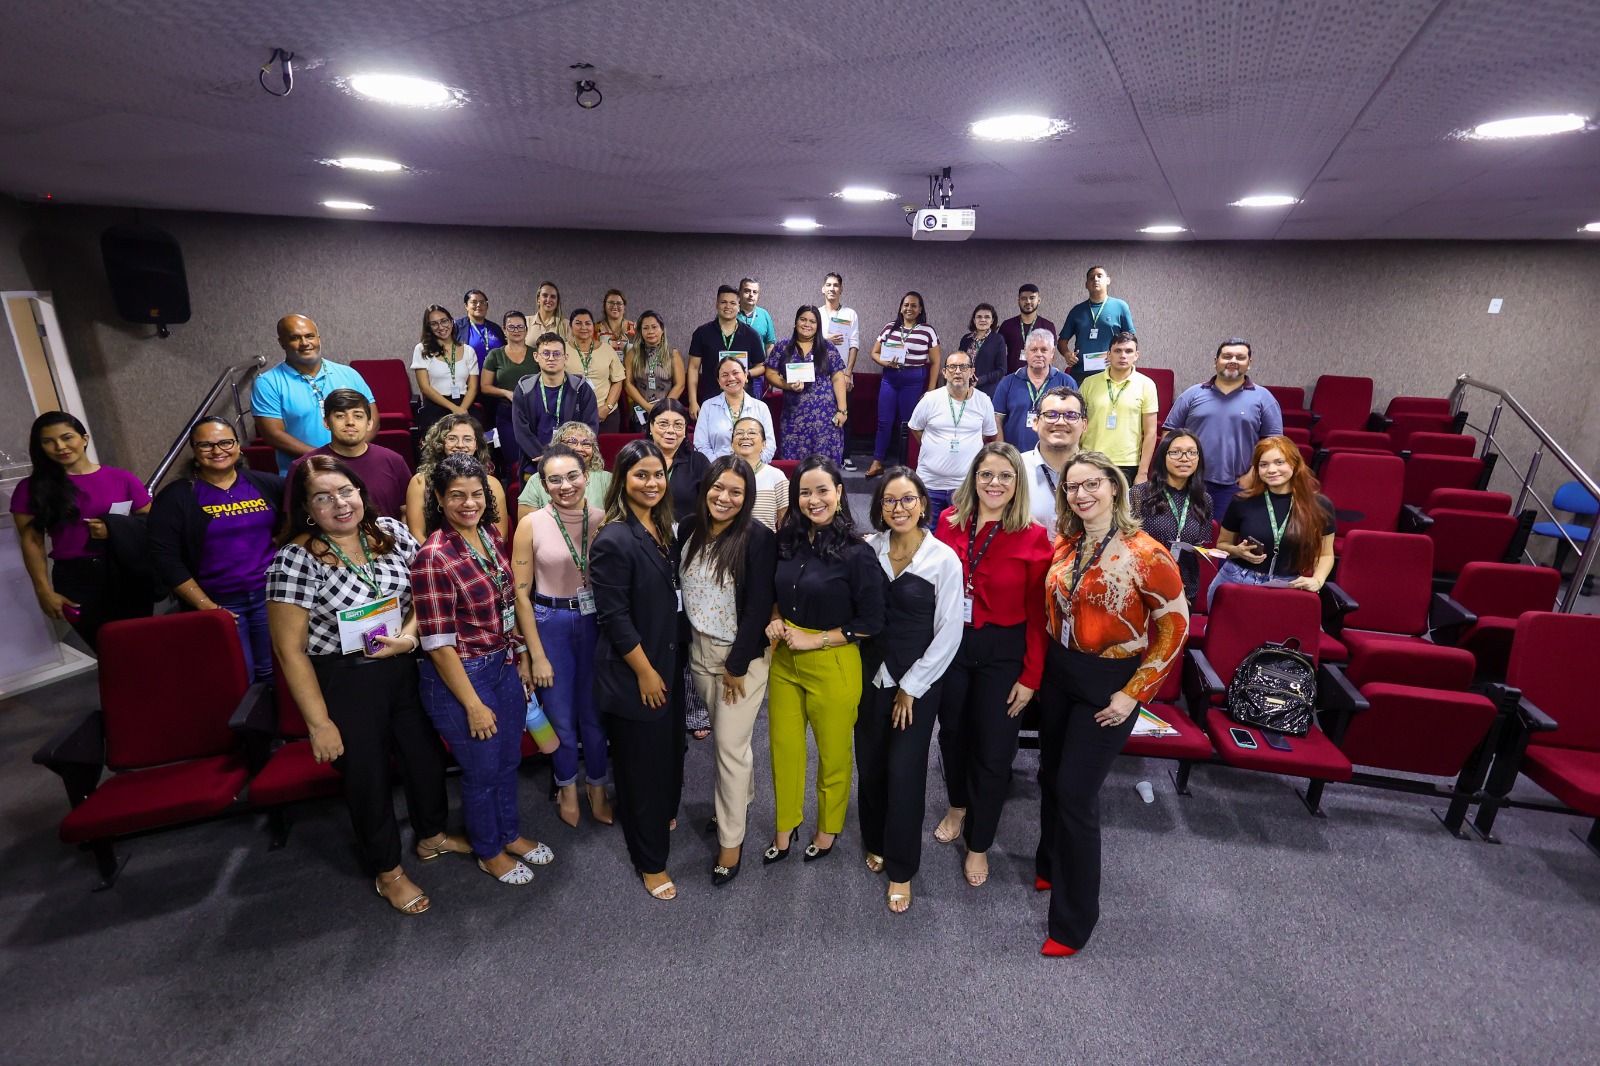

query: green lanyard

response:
[541,382,564,424]
[442,342,462,394]
[576,341,596,376]
[461,527,513,630]
[1106,374,1130,409]
[551,505,591,585]
[1088,301,1106,328]
[1164,490,1190,543]
[1264,493,1290,572]
[947,391,968,428]
[1026,374,1048,407]
[720,326,738,350]
[326,533,381,599]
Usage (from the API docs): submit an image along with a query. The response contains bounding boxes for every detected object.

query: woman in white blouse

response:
[730,416,787,530]
[693,356,774,463]
[412,304,480,435]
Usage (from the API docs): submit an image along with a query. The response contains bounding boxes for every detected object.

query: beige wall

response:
[19,204,1600,500]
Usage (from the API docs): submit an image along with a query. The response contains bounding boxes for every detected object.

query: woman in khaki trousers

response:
[676,455,777,887]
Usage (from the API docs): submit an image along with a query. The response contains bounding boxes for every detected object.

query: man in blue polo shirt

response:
[454,288,506,369]
[993,327,1072,453]
[1163,338,1283,518]
[253,314,376,473]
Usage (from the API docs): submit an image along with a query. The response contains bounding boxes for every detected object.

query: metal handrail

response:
[1449,375,1600,611]
[145,355,268,494]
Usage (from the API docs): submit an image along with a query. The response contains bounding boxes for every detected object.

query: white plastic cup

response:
[1135,780,1155,804]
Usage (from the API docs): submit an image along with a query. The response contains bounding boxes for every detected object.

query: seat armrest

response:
[1319,580,1358,637]
[1367,412,1393,432]
[31,710,106,808]
[1428,593,1477,645]
[1317,663,1369,745]
[1183,649,1225,728]
[1515,694,1559,734]
[228,682,275,735]
[1400,504,1434,534]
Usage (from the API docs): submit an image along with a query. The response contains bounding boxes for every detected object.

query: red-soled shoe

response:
[1034,876,1051,892]
[1040,937,1078,957]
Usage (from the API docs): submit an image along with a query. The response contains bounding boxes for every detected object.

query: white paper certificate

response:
[337,595,403,655]
[1082,353,1108,372]
[785,361,816,384]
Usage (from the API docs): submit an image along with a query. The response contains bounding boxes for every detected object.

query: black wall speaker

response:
[100,224,191,335]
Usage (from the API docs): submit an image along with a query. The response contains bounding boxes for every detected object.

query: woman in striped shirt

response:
[730,415,788,530]
[1036,451,1187,958]
[863,292,941,478]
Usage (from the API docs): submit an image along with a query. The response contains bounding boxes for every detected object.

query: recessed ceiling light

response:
[347,73,456,107]
[322,157,405,172]
[1582,222,1600,233]
[835,187,896,202]
[1231,194,1300,208]
[781,218,821,231]
[969,114,1070,141]
[1469,113,1587,139]
[1139,224,1187,234]
[321,200,375,211]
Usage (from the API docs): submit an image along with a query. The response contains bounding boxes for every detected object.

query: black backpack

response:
[1227,638,1317,736]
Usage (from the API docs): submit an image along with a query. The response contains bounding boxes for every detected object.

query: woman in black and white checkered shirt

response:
[267,454,469,916]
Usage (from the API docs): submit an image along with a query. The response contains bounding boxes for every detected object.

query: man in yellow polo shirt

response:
[1079,331,1158,485]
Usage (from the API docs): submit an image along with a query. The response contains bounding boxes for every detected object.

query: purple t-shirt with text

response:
[8,466,151,560]
[194,480,279,598]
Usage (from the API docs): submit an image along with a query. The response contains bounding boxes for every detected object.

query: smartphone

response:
[1229,726,1258,750]
[1241,536,1264,550]
[363,624,389,656]
[1261,731,1293,752]
[62,604,81,623]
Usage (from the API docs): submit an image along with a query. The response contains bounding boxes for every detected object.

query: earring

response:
[305,515,316,526]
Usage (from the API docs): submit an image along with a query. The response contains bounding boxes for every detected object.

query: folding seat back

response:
[1451,563,1561,678]
[1385,411,1457,452]
[1425,489,1510,514]
[1321,452,1405,540]
[1406,431,1475,458]
[1507,612,1600,752]
[1202,584,1323,686]
[772,459,801,480]
[1143,367,1174,424]
[350,359,415,427]
[373,428,417,471]
[906,432,921,469]
[100,613,249,770]
[598,432,644,469]
[1402,454,1484,507]
[1344,640,1474,692]
[243,444,278,473]
[1321,429,1395,454]
[1384,396,1452,417]
[1265,385,1304,412]
[849,374,880,436]
[1336,530,1434,637]
[1309,375,1373,442]
[1282,425,1312,448]
[1425,510,1518,576]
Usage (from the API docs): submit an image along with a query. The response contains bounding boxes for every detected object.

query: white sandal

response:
[508,842,554,866]
[479,859,534,885]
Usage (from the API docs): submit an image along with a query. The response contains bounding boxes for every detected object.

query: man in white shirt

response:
[1021,384,1087,529]
[908,351,997,526]
[821,271,863,469]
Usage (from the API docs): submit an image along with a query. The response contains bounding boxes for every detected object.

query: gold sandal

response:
[887,883,912,913]
[415,834,471,862]
[375,871,429,915]
[865,853,885,873]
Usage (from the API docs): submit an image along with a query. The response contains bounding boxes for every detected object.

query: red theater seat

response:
[1402,455,1484,508]
[598,433,644,469]
[350,358,416,431]
[1144,367,1174,425]
[1321,452,1405,551]
[1309,375,1373,444]
[1446,563,1561,680]
[1405,431,1476,458]
[34,612,259,888]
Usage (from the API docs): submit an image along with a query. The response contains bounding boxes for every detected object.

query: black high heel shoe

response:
[762,828,799,866]
[712,850,742,887]
[802,836,836,863]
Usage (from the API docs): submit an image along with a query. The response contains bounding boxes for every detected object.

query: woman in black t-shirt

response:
[1213,435,1334,593]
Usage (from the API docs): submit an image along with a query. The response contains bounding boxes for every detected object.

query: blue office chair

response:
[1530,481,1598,589]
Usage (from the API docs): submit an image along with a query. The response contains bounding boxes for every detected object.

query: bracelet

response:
[405,634,420,652]
[821,631,832,649]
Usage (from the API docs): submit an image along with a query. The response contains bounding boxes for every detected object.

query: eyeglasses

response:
[544,471,587,488]
[1038,411,1084,424]
[558,436,593,448]
[882,494,921,511]
[976,470,1015,484]
[428,319,452,330]
[653,420,687,433]
[1062,478,1108,497]
[1168,449,1199,460]
[504,324,527,332]
[944,363,972,373]
[195,438,238,452]
[309,487,360,508]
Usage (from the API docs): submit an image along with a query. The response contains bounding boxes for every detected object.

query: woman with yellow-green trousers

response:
[763,456,886,865]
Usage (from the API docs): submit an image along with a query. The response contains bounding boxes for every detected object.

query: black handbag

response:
[1226,638,1317,736]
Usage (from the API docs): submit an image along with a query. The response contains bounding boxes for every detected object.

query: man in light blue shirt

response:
[1059,266,1135,383]
[1162,338,1283,518]
[253,314,376,473]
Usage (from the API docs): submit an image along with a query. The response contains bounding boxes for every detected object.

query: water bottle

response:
[525,694,560,754]
[1135,780,1155,804]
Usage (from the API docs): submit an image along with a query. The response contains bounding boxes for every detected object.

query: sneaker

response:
[842,457,857,471]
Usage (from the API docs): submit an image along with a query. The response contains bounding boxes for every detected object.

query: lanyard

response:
[1164,490,1190,544]
[441,342,461,392]
[302,367,328,410]
[551,504,591,583]
[1026,372,1049,407]
[964,519,1003,594]
[644,343,663,386]
[326,533,381,599]
[1264,493,1290,572]
[727,394,745,422]
[576,341,596,375]
[541,382,564,424]
[1065,532,1115,604]
[947,390,968,429]
[1088,301,1106,327]
[1106,374,1131,409]
[461,528,512,627]
[468,322,487,351]
[720,325,738,350]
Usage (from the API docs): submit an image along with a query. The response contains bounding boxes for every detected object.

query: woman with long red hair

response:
[1212,435,1335,593]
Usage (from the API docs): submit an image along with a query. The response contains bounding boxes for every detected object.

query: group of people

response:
[11,262,1344,956]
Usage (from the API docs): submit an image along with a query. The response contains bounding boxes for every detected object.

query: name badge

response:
[1105,412,1118,430]
[1088,327,1099,340]
[501,604,516,634]
[676,588,684,612]
[1025,413,1037,431]
[577,587,597,615]
[720,349,747,367]
[786,361,816,384]
[963,596,974,624]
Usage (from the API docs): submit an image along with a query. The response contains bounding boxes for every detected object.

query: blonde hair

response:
[946,442,1033,533]
[551,420,604,471]
[1054,451,1141,541]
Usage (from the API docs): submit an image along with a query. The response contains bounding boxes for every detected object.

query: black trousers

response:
[935,622,1027,852]
[53,555,153,652]
[855,681,942,882]
[311,654,449,877]
[605,705,686,876]
[1034,643,1140,949]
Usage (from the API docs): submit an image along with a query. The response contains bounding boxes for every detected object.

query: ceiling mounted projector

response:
[912,208,976,241]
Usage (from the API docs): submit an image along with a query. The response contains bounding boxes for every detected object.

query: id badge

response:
[675,588,684,612]
[577,587,597,615]
[720,349,747,367]
[949,437,961,452]
[1088,327,1099,340]
[963,596,974,624]
[1025,413,1037,431]
[1105,412,1118,430]
[501,604,516,634]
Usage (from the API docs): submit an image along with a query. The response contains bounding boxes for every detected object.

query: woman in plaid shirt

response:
[412,454,554,886]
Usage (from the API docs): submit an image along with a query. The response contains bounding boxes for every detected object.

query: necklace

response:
[889,530,925,564]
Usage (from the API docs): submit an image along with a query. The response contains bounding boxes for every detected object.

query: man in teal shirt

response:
[738,277,776,399]
[1059,266,1135,384]
[253,313,376,473]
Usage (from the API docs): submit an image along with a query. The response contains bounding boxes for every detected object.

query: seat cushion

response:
[1521,747,1600,815]
[246,741,343,807]
[1340,685,1499,777]
[59,756,250,843]
[1123,703,1214,761]
[1319,631,1348,662]
[1202,714,1353,781]
[1339,629,1431,658]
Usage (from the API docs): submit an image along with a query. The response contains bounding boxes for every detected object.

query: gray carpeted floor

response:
[4,480,1598,1065]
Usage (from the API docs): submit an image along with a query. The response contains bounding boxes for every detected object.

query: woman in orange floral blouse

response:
[1036,450,1187,958]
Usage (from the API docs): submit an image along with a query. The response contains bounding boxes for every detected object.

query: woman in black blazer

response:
[147,416,287,682]
[676,455,777,887]
[591,438,685,901]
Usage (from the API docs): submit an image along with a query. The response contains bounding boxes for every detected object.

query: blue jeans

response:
[1208,558,1280,600]
[874,367,928,463]
[926,489,953,529]
[1206,480,1242,524]
[534,603,609,787]
[214,587,271,683]
[419,652,525,860]
[494,401,521,487]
